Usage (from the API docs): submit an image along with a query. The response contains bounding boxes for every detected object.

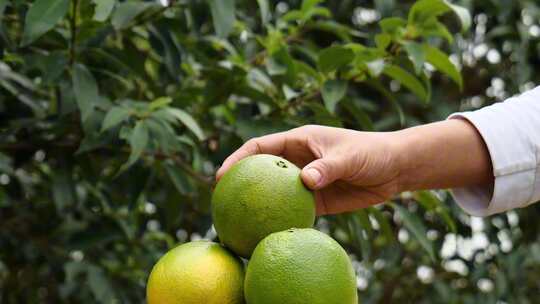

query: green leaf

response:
[375,33,391,50]
[282,85,300,101]
[52,165,76,212]
[383,65,428,102]
[403,42,425,74]
[346,213,371,260]
[93,0,116,22]
[208,0,236,38]
[0,0,8,22]
[101,106,132,132]
[409,0,471,32]
[317,46,355,74]
[379,17,407,34]
[444,0,471,32]
[121,120,149,170]
[409,0,450,25]
[268,47,297,84]
[342,99,374,131]
[146,118,179,154]
[392,203,436,261]
[111,2,155,30]
[369,207,396,244]
[21,0,70,46]
[87,265,116,302]
[366,59,386,77]
[355,209,373,236]
[149,97,172,111]
[418,19,453,43]
[165,108,205,141]
[424,45,463,89]
[73,64,99,122]
[164,163,192,195]
[301,0,324,12]
[366,79,405,126]
[321,79,347,113]
[415,191,456,233]
[256,0,270,25]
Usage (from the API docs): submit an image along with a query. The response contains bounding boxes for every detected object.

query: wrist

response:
[387,129,416,194]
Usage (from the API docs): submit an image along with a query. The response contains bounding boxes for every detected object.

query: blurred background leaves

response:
[1,0,540,303]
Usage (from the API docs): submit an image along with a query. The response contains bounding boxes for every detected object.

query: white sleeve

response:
[448,86,540,217]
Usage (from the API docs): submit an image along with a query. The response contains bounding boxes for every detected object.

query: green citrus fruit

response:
[245,228,358,304]
[212,154,316,257]
[146,241,245,304]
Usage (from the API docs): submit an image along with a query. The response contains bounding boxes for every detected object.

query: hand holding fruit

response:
[217,125,402,215]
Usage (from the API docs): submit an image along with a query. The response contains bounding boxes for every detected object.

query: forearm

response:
[392,119,494,192]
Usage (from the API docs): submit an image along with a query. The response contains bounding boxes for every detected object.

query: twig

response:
[268,90,321,117]
[155,152,213,186]
[69,0,80,66]
[0,136,213,187]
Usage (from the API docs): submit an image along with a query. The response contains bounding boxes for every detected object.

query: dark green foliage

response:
[1,0,540,303]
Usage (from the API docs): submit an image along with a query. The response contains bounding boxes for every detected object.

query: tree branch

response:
[69,0,80,66]
[0,139,214,187]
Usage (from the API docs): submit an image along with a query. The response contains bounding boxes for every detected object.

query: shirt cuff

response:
[448,110,537,217]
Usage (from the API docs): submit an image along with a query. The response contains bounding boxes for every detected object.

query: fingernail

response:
[305,168,322,186]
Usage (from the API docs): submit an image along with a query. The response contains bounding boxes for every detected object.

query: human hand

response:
[216,125,402,215]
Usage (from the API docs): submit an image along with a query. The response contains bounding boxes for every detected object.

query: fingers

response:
[315,184,385,215]
[301,157,346,190]
[216,131,290,180]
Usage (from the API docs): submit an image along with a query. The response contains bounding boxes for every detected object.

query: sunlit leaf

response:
[444,0,471,32]
[149,97,172,111]
[424,45,463,89]
[383,65,428,102]
[409,0,471,32]
[403,41,425,74]
[301,0,324,12]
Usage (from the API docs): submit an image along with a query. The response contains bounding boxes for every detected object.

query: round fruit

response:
[146,241,245,304]
[245,228,358,304]
[212,154,316,257]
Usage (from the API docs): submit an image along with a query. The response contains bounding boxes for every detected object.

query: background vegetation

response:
[1,0,540,303]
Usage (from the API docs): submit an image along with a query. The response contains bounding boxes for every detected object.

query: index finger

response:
[216,131,290,180]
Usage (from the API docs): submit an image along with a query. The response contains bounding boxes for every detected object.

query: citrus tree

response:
[1,0,540,303]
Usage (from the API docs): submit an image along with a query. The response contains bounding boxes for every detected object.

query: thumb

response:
[301,157,346,190]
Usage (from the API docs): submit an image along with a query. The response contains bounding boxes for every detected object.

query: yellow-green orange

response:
[146,241,245,304]
[212,154,316,257]
[245,228,358,304]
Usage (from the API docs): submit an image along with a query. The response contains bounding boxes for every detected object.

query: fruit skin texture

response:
[212,154,316,258]
[146,241,245,304]
[245,228,358,304]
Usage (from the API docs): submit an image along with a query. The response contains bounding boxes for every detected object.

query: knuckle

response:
[300,124,317,133]
[245,137,262,153]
